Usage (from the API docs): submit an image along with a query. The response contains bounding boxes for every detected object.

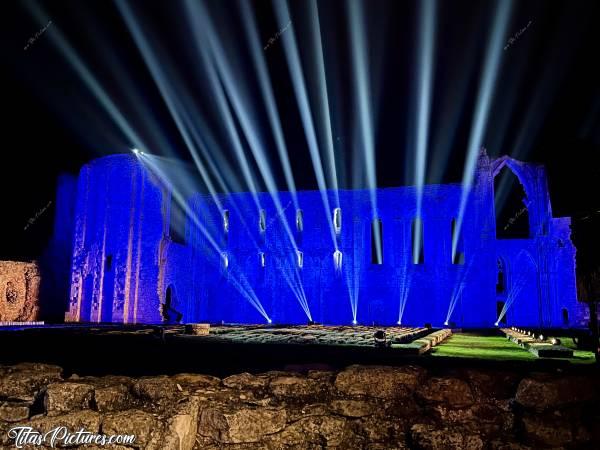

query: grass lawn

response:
[430,333,536,361]
[431,333,597,364]
[555,336,597,364]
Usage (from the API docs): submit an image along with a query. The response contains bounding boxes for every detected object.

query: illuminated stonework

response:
[63,150,582,327]
[0,261,41,322]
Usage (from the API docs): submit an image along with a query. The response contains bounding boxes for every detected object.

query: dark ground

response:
[0,324,596,378]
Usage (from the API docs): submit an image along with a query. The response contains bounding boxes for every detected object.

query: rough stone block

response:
[29,409,102,435]
[411,423,484,450]
[515,376,596,410]
[44,382,95,415]
[416,377,475,408]
[103,409,163,449]
[269,376,326,399]
[94,384,131,412]
[330,399,376,417]
[269,415,353,448]
[0,402,30,422]
[0,363,62,401]
[133,376,177,402]
[521,414,573,447]
[335,365,427,399]
[222,372,269,390]
[198,407,287,444]
[171,373,221,390]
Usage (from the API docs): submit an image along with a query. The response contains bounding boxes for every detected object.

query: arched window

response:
[333,250,343,271]
[221,252,229,270]
[561,308,569,326]
[451,219,465,265]
[296,209,304,232]
[411,218,424,264]
[494,167,530,239]
[259,209,266,232]
[333,208,342,234]
[296,250,304,269]
[496,258,506,293]
[223,210,230,234]
[371,219,383,264]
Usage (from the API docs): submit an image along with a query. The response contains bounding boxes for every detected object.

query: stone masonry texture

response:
[0,260,40,322]
[0,363,598,449]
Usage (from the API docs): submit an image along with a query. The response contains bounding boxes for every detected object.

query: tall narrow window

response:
[296,209,304,232]
[223,210,230,234]
[451,218,465,264]
[496,259,506,293]
[333,208,342,234]
[371,219,383,264]
[169,198,186,245]
[296,250,304,268]
[259,252,266,268]
[259,209,266,232]
[411,218,424,264]
[221,252,229,270]
[561,308,569,326]
[333,250,343,271]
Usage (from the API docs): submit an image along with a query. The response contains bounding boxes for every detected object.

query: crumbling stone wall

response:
[0,261,40,322]
[0,363,598,449]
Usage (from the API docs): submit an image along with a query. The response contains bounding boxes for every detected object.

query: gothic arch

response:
[491,156,536,194]
[492,157,534,239]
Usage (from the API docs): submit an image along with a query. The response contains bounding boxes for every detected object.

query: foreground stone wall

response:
[0,363,598,449]
[0,261,40,322]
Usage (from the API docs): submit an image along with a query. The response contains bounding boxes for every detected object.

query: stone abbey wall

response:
[1,363,598,449]
[63,150,582,327]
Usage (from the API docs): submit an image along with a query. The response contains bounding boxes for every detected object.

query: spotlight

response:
[494,322,499,327]
[307,320,316,326]
[373,329,387,347]
[443,321,449,326]
[351,319,358,325]
[131,148,140,154]
[396,321,402,326]
[538,334,544,341]
[550,337,561,346]
[267,318,272,324]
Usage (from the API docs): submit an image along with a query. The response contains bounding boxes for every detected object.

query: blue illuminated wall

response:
[64,150,583,327]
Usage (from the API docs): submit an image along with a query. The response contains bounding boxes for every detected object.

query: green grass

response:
[431,333,596,364]
[431,334,536,361]
[555,337,597,364]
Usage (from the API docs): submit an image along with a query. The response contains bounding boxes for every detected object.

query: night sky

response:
[1,0,599,274]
